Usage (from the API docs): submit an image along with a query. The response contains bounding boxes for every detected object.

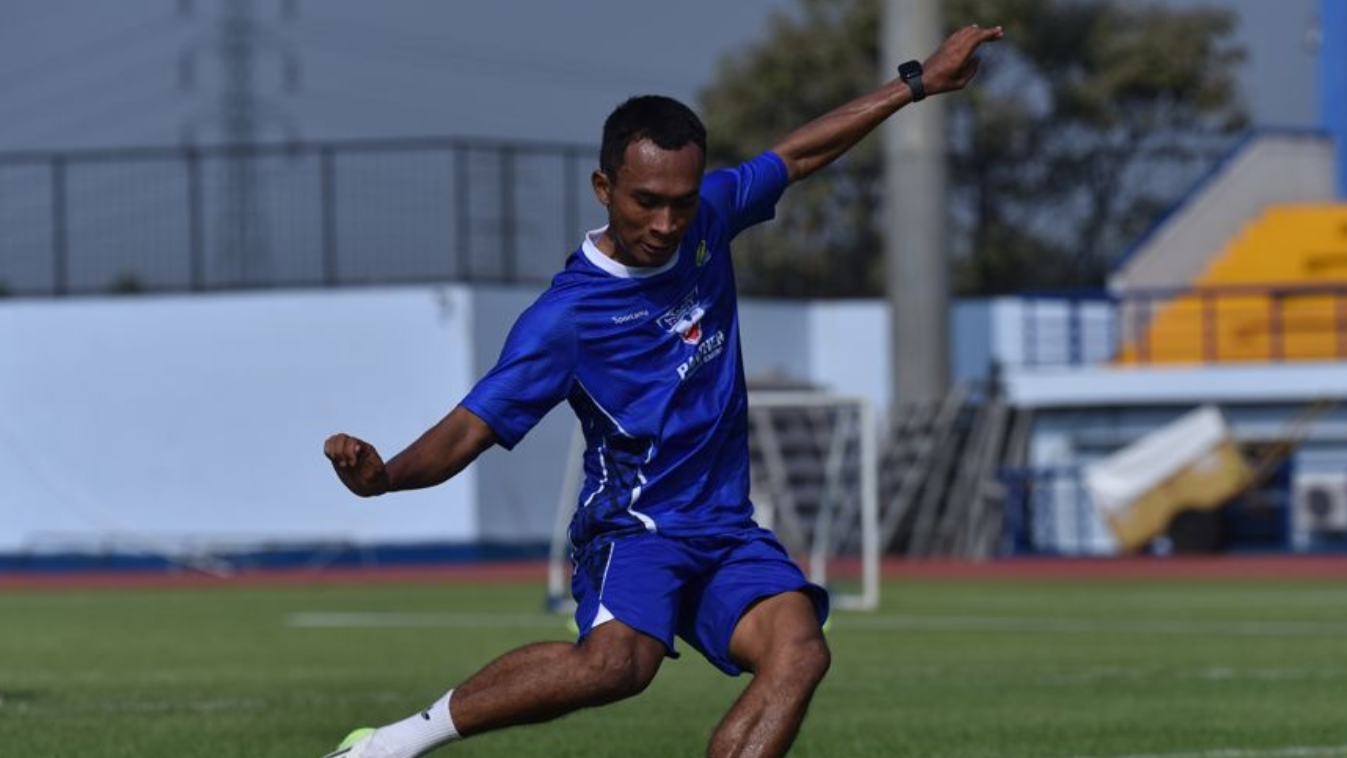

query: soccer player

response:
[320,23,1002,758]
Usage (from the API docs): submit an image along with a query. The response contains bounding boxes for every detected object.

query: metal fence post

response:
[500,145,516,282]
[1337,290,1347,359]
[1024,299,1037,367]
[564,147,581,248]
[321,146,337,286]
[51,156,68,296]
[1107,291,1121,362]
[186,148,205,291]
[1137,295,1151,365]
[1000,469,1023,555]
[1202,290,1217,363]
[1067,297,1081,366]
[1269,291,1285,361]
[455,144,470,281]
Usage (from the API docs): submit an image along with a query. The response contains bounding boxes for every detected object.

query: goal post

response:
[746,391,880,612]
[545,422,586,613]
[546,391,881,613]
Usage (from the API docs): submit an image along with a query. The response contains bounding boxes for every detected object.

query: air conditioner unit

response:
[1291,472,1347,548]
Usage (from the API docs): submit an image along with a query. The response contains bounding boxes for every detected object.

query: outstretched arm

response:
[323,404,497,497]
[771,23,1004,183]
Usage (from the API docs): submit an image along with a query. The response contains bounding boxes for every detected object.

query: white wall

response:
[0,287,478,552]
[1,287,1000,551]
[468,285,575,544]
[805,301,892,412]
[742,297,996,412]
[738,300,812,385]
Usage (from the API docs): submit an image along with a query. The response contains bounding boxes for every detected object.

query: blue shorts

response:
[571,526,830,676]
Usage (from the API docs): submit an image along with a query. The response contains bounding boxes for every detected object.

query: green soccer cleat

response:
[318,727,375,758]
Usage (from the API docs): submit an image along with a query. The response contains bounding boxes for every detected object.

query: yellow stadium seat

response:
[1117,205,1347,365]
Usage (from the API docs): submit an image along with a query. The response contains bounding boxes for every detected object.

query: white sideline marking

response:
[287,611,1347,638]
[98,697,267,713]
[1040,665,1347,686]
[288,612,561,629]
[1059,744,1347,758]
[90,691,405,715]
[837,615,1347,638]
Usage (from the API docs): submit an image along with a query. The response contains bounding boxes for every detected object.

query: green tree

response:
[699,0,1247,297]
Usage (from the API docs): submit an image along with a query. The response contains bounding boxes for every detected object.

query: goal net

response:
[547,391,880,613]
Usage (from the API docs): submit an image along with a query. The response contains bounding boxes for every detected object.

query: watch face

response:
[899,61,922,79]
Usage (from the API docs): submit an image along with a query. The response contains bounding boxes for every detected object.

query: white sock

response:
[363,689,461,758]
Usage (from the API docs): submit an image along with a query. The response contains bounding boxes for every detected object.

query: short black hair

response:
[600,95,707,178]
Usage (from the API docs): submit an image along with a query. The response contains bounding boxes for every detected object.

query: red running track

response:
[1,555,1345,591]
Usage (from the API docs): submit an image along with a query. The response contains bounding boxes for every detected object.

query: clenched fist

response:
[323,433,391,497]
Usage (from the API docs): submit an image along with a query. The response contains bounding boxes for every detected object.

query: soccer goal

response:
[546,391,880,613]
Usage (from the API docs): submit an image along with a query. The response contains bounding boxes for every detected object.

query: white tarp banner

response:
[1085,405,1251,551]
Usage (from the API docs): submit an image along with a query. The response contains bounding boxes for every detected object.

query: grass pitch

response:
[1,576,1346,758]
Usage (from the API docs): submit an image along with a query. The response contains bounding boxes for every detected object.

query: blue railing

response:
[999,466,1112,556]
[1018,283,1347,368]
[1017,290,1117,368]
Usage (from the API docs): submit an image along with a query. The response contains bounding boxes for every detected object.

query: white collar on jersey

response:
[581,226,681,279]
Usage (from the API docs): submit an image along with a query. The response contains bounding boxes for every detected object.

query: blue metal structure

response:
[1322,0,1347,197]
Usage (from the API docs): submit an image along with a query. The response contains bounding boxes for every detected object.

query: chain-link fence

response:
[0,137,601,297]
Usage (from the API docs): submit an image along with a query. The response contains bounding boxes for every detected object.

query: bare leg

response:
[449,619,666,736]
[706,592,830,758]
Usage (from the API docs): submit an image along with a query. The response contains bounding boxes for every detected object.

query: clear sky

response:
[0,0,790,151]
[0,0,1322,154]
[1168,0,1318,128]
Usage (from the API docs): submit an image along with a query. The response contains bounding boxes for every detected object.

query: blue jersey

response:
[462,151,789,550]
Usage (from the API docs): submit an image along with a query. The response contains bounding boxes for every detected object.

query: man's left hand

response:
[922,24,1005,97]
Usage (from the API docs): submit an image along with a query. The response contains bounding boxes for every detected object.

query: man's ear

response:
[591,169,613,207]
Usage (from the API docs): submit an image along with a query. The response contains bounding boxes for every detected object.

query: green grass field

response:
[2,577,1346,758]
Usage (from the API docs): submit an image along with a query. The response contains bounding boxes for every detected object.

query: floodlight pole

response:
[882,0,949,411]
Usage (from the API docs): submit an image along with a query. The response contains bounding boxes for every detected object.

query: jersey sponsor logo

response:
[695,239,710,267]
[676,329,726,380]
[658,287,706,346]
[611,309,649,325]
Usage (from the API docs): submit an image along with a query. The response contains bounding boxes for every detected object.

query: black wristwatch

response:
[898,59,926,102]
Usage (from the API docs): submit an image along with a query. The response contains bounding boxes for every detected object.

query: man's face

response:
[593,139,704,267]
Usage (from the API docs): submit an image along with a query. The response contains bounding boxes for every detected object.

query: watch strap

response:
[899,60,926,102]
